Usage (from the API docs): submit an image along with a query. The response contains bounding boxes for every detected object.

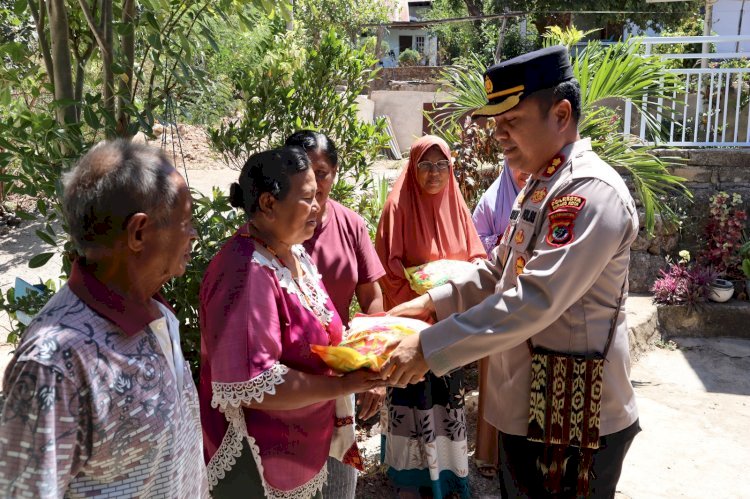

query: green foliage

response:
[426,28,692,234]
[426,0,701,64]
[398,48,422,67]
[294,0,394,43]
[355,174,391,241]
[0,280,57,347]
[161,188,243,373]
[650,12,707,70]
[497,21,540,61]
[741,240,750,279]
[542,25,600,48]
[209,29,390,202]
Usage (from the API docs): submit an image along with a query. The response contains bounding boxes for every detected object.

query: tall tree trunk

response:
[494,15,508,63]
[102,0,115,137]
[73,41,95,121]
[463,0,484,50]
[78,0,115,136]
[47,0,76,125]
[28,0,55,86]
[117,0,136,136]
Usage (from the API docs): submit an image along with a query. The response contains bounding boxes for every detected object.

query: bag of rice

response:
[311,314,430,373]
[404,259,476,295]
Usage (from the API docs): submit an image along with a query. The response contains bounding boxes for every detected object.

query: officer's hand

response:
[387,294,436,324]
[357,387,386,420]
[380,332,428,387]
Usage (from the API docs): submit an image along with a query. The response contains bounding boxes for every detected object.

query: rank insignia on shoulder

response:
[515,256,526,275]
[530,187,547,204]
[542,154,566,178]
[549,194,586,213]
[514,230,525,244]
[546,211,577,247]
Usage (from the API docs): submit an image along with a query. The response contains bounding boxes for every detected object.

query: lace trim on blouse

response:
[252,244,334,327]
[206,403,328,498]
[211,363,289,411]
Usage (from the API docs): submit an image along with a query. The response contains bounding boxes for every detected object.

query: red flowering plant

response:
[698,192,748,279]
[651,250,717,308]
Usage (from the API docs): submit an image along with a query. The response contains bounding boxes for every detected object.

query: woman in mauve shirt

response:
[287,130,387,499]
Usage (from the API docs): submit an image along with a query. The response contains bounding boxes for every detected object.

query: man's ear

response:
[553,98,574,133]
[125,213,149,252]
[256,192,276,221]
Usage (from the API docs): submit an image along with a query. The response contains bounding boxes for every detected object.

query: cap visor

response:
[471,92,523,118]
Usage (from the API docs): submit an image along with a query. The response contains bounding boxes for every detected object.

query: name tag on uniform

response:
[522,209,538,224]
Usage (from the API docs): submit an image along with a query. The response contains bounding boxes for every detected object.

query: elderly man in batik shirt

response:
[0,141,207,497]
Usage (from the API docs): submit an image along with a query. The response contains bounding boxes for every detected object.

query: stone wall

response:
[369,66,443,91]
[627,148,750,293]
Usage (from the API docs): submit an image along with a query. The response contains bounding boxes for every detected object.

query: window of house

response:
[415,36,425,54]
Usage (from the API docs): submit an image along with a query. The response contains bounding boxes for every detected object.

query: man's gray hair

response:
[63,139,180,251]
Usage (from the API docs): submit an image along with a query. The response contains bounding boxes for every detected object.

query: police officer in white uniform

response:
[380,45,641,498]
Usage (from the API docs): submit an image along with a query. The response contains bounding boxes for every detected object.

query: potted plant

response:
[651,250,717,309]
[708,277,734,302]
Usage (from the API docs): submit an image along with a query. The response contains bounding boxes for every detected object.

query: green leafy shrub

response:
[161,188,244,373]
[0,280,57,347]
[398,48,421,67]
[208,28,389,202]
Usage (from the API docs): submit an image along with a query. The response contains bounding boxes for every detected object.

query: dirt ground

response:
[1,132,748,497]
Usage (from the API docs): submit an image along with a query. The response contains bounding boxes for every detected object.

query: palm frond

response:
[431,54,487,129]
[575,39,683,143]
[594,134,691,232]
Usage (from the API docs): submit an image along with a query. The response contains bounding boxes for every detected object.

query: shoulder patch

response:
[549,194,586,213]
[546,211,577,247]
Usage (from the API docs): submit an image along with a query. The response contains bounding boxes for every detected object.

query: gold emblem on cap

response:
[484,76,493,95]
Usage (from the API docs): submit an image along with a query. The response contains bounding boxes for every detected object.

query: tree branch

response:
[76,0,110,60]
[28,0,54,84]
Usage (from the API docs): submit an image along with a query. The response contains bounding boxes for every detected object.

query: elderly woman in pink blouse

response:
[198,146,384,498]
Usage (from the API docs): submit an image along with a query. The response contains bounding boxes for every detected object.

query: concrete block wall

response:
[370,90,452,153]
[627,149,750,293]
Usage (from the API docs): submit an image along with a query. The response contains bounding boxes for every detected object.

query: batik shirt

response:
[0,262,208,498]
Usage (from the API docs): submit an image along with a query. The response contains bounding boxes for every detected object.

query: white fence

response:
[623,35,750,147]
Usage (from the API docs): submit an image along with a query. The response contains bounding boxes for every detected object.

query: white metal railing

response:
[622,35,750,147]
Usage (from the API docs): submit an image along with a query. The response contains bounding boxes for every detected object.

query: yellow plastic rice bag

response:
[404,259,476,295]
[311,314,430,373]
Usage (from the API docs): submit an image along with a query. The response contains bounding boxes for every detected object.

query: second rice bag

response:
[404,259,476,295]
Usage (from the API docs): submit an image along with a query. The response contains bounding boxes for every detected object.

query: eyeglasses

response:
[417,160,450,172]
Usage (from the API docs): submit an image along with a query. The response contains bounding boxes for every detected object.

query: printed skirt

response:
[381,370,470,499]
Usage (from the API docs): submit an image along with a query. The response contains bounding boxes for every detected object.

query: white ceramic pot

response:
[709,278,734,303]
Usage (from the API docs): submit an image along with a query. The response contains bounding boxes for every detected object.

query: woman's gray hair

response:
[62,139,180,251]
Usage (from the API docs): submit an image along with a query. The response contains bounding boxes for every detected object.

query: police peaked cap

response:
[473,45,575,118]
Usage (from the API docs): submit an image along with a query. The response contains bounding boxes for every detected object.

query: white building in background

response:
[710,0,750,52]
[624,0,749,52]
[379,0,439,67]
